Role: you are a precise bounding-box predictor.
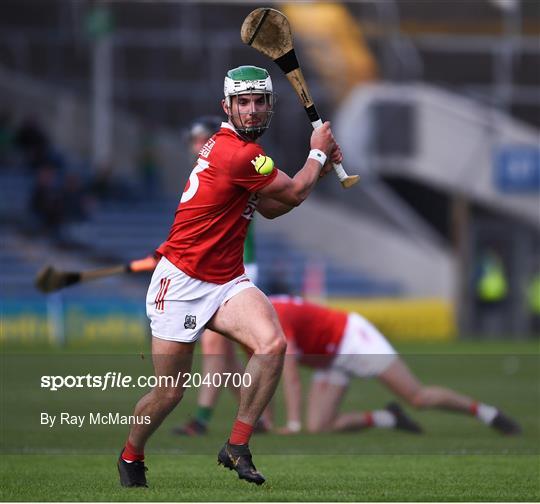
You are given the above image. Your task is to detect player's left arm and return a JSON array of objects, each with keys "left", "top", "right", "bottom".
[
  {"left": 256, "top": 191, "right": 295, "bottom": 219},
  {"left": 276, "top": 339, "right": 303, "bottom": 434}
]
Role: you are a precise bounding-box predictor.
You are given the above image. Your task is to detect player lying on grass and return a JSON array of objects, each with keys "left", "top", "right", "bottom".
[
  {"left": 117, "top": 65, "right": 342, "bottom": 489},
  {"left": 175, "top": 295, "right": 521, "bottom": 437},
  {"left": 269, "top": 295, "right": 521, "bottom": 435}
]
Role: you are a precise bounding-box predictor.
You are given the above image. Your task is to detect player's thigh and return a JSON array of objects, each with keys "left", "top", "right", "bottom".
[
  {"left": 377, "top": 357, "right": 423, "bottom": 402},
  {"left": 208, "top": 287, "right": 286, "bottom": 354},
  {"left": 306, "top": 378, "right": 348, "bottom": 431}
]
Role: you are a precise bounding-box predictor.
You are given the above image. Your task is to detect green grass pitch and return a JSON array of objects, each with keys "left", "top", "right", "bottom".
[{"left": 1, "top": 340, "right": 539, "bottom": 501}]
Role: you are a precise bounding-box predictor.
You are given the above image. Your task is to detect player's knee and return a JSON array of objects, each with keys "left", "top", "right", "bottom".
[
  {"left": 255, "top": 332, "right": 287, "bottom": 355},
  {"left": 271, "top": 335, "right": 287, "bottom": 355}
]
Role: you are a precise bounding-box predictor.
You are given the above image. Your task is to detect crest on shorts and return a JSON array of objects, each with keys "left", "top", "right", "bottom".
[{"left": 184, "top": 314, "right": 197, "bottom": 330}]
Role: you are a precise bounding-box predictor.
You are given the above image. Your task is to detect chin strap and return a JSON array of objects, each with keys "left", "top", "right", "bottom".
[
  {"left": 240, "top": 128, "right": 264, "bottom": 141},
  {"left": 228, "top": 118, "right": 265, "bottom": 142}
]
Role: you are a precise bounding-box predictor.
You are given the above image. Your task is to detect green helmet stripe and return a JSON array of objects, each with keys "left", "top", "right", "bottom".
[{"left": 227, "top": 66, "right": 268, "bottom": 81}]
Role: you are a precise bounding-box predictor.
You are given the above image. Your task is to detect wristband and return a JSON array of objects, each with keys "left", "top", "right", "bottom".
[
  {"left": 308, "top": 149, "right": 327, "bottom": 166},
  {"left": 287, "top": 420, "right": 301, "bottom": 433}
]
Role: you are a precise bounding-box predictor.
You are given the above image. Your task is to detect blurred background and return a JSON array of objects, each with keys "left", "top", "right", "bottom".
[{"left": 0, "top": 0, "right": 539, "bottom": 346}]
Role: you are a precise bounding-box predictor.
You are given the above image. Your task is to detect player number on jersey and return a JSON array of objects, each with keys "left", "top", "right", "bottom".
[{"left": 181, "top": 159, "right": 210, "bottom": 203}]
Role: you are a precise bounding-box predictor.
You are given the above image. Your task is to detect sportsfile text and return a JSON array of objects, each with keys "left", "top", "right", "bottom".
[{"left": 40, "top": 371, "right": 252, "bottom": 391}]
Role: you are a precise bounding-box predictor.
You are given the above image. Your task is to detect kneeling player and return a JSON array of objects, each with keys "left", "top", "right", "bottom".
[{"left": 271, "top": 295, "right": 521, "bottom": 436}]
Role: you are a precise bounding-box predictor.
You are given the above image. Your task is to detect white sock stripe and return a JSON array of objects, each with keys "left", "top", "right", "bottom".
[
  {"left": 477, "top": 403, "right": 498, "bottom": 424},
  {"left": 372, "top": 410, "right": 396, "bottom": 429}
]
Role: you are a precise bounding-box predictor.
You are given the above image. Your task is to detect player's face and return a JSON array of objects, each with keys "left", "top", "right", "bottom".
[{"left": 227, "top": 93, "right": 272, "bottom": 131}]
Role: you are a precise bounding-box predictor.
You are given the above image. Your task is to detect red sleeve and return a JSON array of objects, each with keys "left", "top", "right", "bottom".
[{"left": 229, "top": 142, "right": 278, "bottom": 192}]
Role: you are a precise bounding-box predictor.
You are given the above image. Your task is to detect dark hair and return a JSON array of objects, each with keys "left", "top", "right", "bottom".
[{"left": 188, "top": 116, "right": 222, "bottom": 139}]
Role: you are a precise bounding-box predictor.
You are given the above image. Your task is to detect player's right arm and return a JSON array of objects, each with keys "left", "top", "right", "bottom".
[{"left": 258, "top": 122, "right": 342, "bottom": 209}]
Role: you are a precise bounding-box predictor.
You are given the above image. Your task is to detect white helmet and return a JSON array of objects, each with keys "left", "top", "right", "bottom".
[{"left": 224, "top": 65, "right": 274, "bottom": 140}]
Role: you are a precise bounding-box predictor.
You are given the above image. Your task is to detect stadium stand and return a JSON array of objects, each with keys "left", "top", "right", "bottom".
[
  {"left": 1, "top": 1, "right": 537, "bottom": 337},
  {"left": 0, "top": 164, "right": 401, "bottom": 303}
]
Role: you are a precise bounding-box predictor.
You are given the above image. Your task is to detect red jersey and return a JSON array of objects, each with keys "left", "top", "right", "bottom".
[
  {"left": 157, "top": 123, "right": 277, "bottom": 283},
  {"left": 270, "top": 296, "right": 348, "bottom": 366}
]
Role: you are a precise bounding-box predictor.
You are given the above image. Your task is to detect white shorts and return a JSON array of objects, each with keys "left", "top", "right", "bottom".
[
  {"left": 312, "top": 313, "right": 397, "bottom": 386},
  {"left": 146, "top": 257, "right": 256, "bottom": 343}
]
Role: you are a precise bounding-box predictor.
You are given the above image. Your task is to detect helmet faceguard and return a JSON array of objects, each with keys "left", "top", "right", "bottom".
[{"left": 224, "top": 65, "right": 274, "bottom": 141}]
